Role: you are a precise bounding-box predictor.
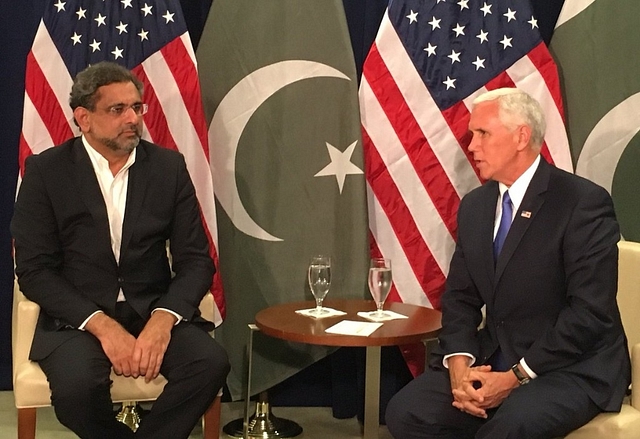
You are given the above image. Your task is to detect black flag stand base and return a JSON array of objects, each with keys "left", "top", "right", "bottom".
[{"left": 222, "top": 391, "right": 303, "bottom": 438}]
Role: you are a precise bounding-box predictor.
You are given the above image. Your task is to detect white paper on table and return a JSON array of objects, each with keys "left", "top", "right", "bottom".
[
  {"left": 295, "top": 307, "right": 347, "bottom": 319},
  {"left": 357, "top": 310, "right": 408, "bottom": 322},
  {"left": 325, "top": 320, "right": 383, "bottom": 337}
]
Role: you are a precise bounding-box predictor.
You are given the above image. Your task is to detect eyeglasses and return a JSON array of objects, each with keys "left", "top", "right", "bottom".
[{"left": 102, "top": 103, "right": 149, "bottom": 117}]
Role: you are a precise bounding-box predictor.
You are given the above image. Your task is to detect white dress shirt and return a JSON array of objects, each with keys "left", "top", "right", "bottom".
[{"left": 79, "top": 137, "right": 181, "bottom": 329}]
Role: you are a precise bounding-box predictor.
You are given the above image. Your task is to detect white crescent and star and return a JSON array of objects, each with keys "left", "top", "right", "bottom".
[{"left": 208, "top": 60, "right": 362, "bottom": 242}]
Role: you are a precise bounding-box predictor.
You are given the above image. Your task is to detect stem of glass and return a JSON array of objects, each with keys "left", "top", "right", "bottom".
[{"left": 315, "top": 298, "right": 323, "bottom": 313}]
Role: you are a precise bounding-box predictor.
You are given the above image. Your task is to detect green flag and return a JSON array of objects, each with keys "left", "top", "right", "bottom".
[
  {"left": 550, "top": 0, "right": 640, "bottom": 241},
  {"left": 196, "top": 0, "right": 369, "bottom": 399}
]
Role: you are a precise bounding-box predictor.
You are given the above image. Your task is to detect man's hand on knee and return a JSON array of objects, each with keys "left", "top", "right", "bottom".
[
  {"left": 132, "top": 310, "right": 175, "bottom": 382},
  {"left": 85, "top": 313, "right": 136, "bottom": 376}
]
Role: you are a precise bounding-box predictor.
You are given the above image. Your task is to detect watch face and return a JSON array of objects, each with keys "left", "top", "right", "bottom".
[{"left": 511, "top": 364, "right": 530, "bottom": 385}]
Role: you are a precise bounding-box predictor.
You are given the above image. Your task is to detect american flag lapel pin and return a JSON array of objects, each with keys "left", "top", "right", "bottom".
[{"left": 521, "top": 211, "right": 532, "bottom": 218}]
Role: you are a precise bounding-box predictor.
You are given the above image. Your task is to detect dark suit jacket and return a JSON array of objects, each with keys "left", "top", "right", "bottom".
[
  {"left": 437, "top": 159, "right": 630, "bottom": 411},
  {"left": 11, "top": 137, "right": 215, "bottom": 360}
]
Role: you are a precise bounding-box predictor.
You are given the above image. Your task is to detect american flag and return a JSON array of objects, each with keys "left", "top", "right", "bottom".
[
  {"left": 360, "top": 0, "right": 572, "bottom": 312},
  {"left": 19, "top": 0, "right": 225, "bottom": 325}
]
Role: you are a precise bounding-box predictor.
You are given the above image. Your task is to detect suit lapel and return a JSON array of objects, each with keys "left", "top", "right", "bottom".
[
  {"left": 481, "top": 182, "right": 499, "bottom": 286},
  {"left": 69, "top": 139, "right": 117, "bottom": 269},
  {"left": 494, "top": 159, "right": 551, "bottom": 283},
  {"left": 120, "top": 142, "right": 149, "bottom": 259}
]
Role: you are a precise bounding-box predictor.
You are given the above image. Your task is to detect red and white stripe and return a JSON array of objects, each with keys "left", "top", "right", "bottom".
[
  {"left": 360, "top": 11, "right": 571, "bottom": 312},
  {"left": 19, "top": 21, "right": 225, "bottom": 325}
]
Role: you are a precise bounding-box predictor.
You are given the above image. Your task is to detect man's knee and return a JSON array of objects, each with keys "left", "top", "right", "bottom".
[
  {"left": 47, "top": 373, "right": 117, "bottom": 436},
  {"left": 49, "top": 370, "right": 112, "bottom": 413},
  {"left": 200, "top": 339, "right": 230, "bottom": 389},
  {"left": 479, "top": 402, "right": 570, "bottom": 439},
  {"left": 385, "top": 393, "right": 408, "bottom": 438},
  {"left": 167, "top": 333, "right": 229, "bottom": 390},
  {"left": 41, "top": 354, "right": 112, "bottom": 408},
  {"left": 477, "top": 411, "right": 532, "bottom": 439}
]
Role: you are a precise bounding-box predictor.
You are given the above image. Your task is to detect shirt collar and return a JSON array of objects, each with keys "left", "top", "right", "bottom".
[{"left": 498, "top": 155, "right": 540, "bottom": 213}]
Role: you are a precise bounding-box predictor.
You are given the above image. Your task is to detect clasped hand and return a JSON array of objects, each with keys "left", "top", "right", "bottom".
[{"left": 448, "top": 357, "right": 519, "bottom": 418}]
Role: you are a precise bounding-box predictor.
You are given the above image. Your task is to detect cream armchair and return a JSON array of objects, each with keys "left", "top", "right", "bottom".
[
  {"left": 12, "top": 281, "right": 221, "bottom": 439},
  {"left": 564, "top": 240, "right": 640, "bottom": 438}
]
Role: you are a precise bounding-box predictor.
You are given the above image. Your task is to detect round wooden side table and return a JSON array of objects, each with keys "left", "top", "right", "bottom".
[{"left": 250, "top": 299, "right": 442, "bottom": 439}]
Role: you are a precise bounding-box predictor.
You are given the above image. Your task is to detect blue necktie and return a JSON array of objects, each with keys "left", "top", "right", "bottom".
[
  {"left": 493, "top": 191, "right": 512, "bottom": 260},
  {"left": 490, "top": 191, "right": 513, "bottom": 371}
]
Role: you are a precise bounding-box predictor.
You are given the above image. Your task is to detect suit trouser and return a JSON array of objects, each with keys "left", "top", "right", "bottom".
[
  {"left": 385, "top": 364, "right": 600, "bottom": 439},
  {"left": 39, "top": 302, "right": 230, "bottom": 439}
]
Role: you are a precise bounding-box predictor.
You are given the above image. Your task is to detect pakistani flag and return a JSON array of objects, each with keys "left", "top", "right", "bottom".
[
  {"left": 196, "top": 0, "right": 369, "bottom": 399},
  {"left": 550, "top": 0, "right": 640, "bottom": 241}
]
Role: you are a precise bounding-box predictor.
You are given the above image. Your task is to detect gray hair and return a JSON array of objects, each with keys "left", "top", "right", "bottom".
[
  {"left": 473, "top": 88, "right": 546, "bottom": 149},
  {"left": 69, "top": 62, "right": 143, "bottom": 112}
]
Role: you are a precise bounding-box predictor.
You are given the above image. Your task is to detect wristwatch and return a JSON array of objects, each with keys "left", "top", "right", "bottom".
[{"left": 511, "top": 363, "right": 530, "bottom": 385}]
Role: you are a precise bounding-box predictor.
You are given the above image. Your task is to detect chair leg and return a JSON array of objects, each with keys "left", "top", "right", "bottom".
[
  {"left": 17, "top": 407, "right": 37, "bottom": 439},
  {"left": 202, "top": 395, "right": 221, "bottom": 439}
]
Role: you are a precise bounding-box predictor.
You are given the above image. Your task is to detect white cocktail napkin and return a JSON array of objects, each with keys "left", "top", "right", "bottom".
[
  {"left": 295, "top": 307, "right": 347, "bottom": 319},
  {"left": 325, "top": 320, "right": 383, "bottom": 337},
  {"left": 357, "top": 310, "right": 408, "bottom": 322}
]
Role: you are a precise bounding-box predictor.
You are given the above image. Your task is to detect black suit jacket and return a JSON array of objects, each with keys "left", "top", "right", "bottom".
[
  {"left": 12, "top": 137, "right": 215, "bottom": 360},
  {"left": 437, "top": 159, "right": 630, "bottom": 411}
]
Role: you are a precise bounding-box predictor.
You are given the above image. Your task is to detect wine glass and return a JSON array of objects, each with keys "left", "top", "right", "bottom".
[
  {"left": 308, "top": 255, "right": 331, "bottom": 315},
  {"left": 368, "top": 258, "right": 392, "bottom": 317}
]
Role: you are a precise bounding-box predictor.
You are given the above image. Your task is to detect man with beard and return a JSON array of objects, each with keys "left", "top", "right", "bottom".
[{"left": 11, "top": 62, "right": 230, "bottom": 439}]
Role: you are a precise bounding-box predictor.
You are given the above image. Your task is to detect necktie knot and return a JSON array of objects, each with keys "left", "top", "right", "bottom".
[{"left": 494, "top": 191, "right": 513, "bottom": 260}]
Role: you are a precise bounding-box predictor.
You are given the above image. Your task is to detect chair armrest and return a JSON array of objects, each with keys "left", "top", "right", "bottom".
[
  {"left": 12, "top": 281, "right": 40, "bottom": 383},
  {"left": 632, "top": 342, "right": 640, "bottom": 409},
  {"left": 198, "top": 293, "right": 215, "bottom": 327}
]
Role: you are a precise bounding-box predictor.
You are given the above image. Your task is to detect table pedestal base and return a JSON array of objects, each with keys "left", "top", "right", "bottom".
[{"left": 223, "top": 398, "right": 302, "bottom": 438}]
